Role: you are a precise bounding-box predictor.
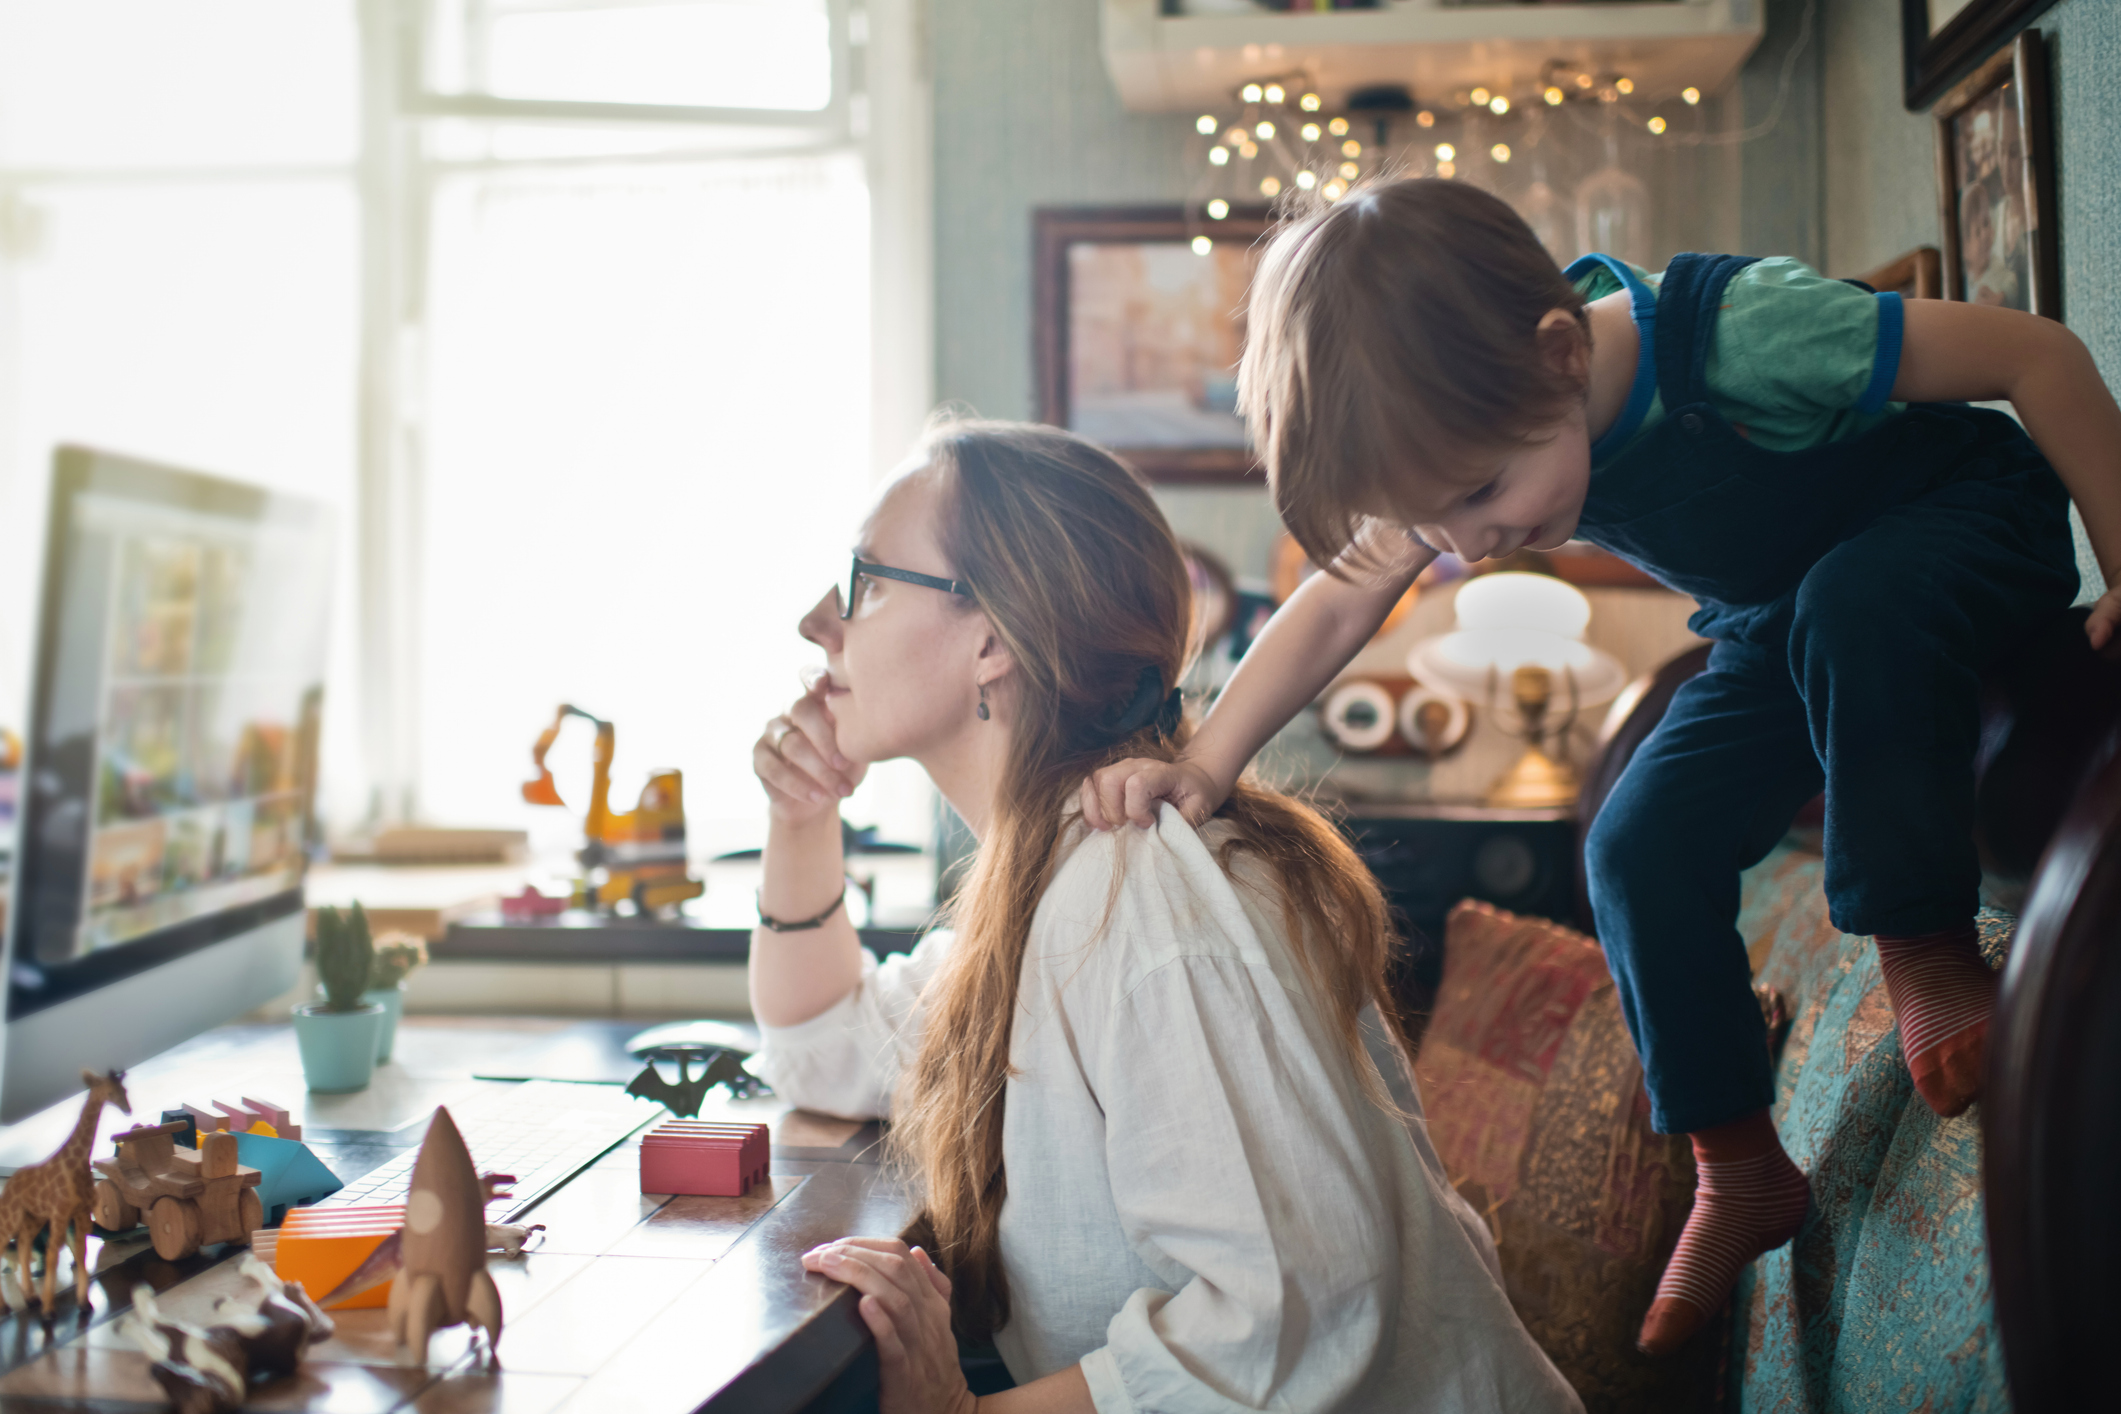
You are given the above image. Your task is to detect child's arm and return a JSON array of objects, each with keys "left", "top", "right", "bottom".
[
  {"left": 1081, "top": 546, "right": 1435, "bottom": 828},
  {"left": 1893, "top": 300, "right": 2121, "bottom": 650}
]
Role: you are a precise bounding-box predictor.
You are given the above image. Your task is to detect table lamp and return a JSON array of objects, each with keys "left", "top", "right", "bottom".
[{"left": 1406, "top": 572, "right": 1627, "bottom": 808}]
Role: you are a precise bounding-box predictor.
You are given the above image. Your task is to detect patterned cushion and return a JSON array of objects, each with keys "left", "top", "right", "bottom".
[
  {"left": 1416, "top": 900, "right": 1718, "bottom": 1412},
  {"left": 1729, "top": 838, "right": 2014, "bottom": 1413}
]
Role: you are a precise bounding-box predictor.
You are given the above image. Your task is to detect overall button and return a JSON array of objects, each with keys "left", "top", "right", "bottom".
[{"left": 1679, "top": 413, "right": 1705, "bottom": 435}]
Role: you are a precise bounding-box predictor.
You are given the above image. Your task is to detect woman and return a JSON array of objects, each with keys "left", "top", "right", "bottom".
[{"left": 750, "top": 421, "right": 1579, "bottom": 1413}]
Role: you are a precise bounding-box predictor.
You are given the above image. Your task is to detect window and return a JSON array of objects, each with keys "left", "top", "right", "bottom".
[
  {"left": 0, "top": 0, "right": 934, "bottom": 866},
  {"left": 0, "top": 0, "right": 364, "bottom": 817}
]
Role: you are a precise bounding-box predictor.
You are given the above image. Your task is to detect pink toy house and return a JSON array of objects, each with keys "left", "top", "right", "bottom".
[{"left": 639, "top": 1121, "right": 770, "bottom": 1198}]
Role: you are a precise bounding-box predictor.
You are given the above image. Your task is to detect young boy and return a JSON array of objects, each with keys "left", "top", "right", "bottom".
[{"left": 1081, "top": 179, "right": 2121, "bottom": 1354}]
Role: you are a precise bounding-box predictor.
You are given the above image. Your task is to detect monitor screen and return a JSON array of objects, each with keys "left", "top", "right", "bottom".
[{"left": 8, "top": 447, "right": 332, "bottom": 1020}]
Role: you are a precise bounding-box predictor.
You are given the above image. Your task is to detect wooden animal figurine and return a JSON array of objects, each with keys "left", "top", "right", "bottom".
[
  {"left": 123, "top": 1253, "right": 334, "bottom": 1414},
  {"left": 388, "top": 1107, "right": 502, "bottom": 1367},
  {"left": 0, "top": 1068, "right": 130, "bottom": 1313},
  {"left": 625, "top": 1045, "right": 761, "bottom": 1118}
]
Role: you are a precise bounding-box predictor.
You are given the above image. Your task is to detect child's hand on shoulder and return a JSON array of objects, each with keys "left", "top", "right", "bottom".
[
  {"left": 1080, "top": 756, "right": 1227, "bottom": 830},
  {"left": 2088, "top": 584, "right": 2121, "bottom": 658}
]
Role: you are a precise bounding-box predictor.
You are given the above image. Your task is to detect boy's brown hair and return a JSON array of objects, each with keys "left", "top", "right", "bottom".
[{"left": 1240, "top": 178, "right": 1590, "bottom": 572}]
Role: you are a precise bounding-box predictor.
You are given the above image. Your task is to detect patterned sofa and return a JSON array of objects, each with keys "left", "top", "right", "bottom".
[{"left": 1410, "top": 610, "right": 2121, "bottom": 1413}]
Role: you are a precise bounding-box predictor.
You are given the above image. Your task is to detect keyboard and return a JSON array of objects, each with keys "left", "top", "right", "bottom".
[{"left": 318, "top": 1080, "right": 665, "bottom": 1222}]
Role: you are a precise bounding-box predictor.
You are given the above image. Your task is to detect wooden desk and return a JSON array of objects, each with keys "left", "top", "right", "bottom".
[{"left": 0, "top": 1019, "right": 909, "bottom": 1413}]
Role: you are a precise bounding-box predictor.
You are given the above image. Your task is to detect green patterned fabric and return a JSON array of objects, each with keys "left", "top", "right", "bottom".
[{"left": 1725, "top": 839, "right": 2012, "bottom": 1412}]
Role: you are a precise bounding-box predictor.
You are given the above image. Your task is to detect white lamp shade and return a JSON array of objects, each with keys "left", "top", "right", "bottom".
[
  {"left": 1452, "top": 572, "right": 1593, "bottom": 639},
  {"left": 1406, "top": 570, "right": 1626, "bottom": 705},
  {"left": 1407, "top": 631, "right": 1628, "bottom": 706}
]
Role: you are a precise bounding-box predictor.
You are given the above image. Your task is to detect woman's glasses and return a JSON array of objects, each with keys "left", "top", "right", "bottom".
[{"left": 838, "top": 555, "right": 974, "bottom": 620}]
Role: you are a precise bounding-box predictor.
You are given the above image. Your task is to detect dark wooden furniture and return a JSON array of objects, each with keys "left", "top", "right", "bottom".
[
  {"left": 1853, "top": 246, "right": 1944, "bottom": 301},
  {"left": 0, "top": 1020, "right": 908, "bottom": 1413},
  {"left": 1572, "top": 641, "right": 1712, "bottom": 936},
  {"left": 1338, "top": 803, "right": 1580, "bottom": 1019}
]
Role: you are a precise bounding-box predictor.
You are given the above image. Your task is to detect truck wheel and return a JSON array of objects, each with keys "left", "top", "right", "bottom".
[
  {"left": 149, "top": 1197, "right": 201, "bottom": 1261},
  {"left": 91, "top": 1181, "right": 138, "bottom": 1233},
  {"left": 238, "top": 1190, "right": 264, "bottom": 1245}
]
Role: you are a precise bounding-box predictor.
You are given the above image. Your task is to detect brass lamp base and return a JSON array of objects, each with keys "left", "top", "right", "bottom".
[{"left": 1485, "top": 745, "right": 1580, "bottom": 809}]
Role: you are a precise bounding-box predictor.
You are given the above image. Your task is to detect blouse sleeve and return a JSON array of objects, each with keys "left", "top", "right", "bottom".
[
  {"left": 1064, "top": 844, "right": 1404, "bottom": 1412},
  {"left": 745, "top": 930, "right": 952, "bottom": 1121}
]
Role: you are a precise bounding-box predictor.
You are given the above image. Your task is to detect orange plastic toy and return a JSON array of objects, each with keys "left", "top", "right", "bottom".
[
  {"left": 521, "top": 704, "right": 704, "bottom": 917},
  {"left": 259, "top": 1204, "right": 405, "bottom": 1310}
]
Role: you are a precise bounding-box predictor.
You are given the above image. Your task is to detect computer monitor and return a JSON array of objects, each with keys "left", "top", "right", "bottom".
[{"left": 1, "top": 447, "right": 333, "bottom": 1122}]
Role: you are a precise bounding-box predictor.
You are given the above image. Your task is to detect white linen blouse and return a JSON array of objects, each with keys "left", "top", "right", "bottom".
[{"left": 751, "top": 805, "right": 1583, "bottom": 1414}]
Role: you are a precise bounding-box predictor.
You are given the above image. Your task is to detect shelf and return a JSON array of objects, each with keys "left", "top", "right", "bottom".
[{"left": 1102, "top": 0, "right": 1765, "bottom": 111}]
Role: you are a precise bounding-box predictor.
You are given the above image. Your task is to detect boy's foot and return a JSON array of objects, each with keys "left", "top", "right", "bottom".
[
  {"left": 1638, "top": 1110, "right": 1809, "bottom": 1356},
  {"left": 1874, "top": 925, "right": 1996, "bottom": 1118}
]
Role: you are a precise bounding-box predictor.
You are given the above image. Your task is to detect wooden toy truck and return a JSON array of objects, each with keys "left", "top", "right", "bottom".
[{"left": 92, "top": 1121, "right": 264, "bottom": 1260}]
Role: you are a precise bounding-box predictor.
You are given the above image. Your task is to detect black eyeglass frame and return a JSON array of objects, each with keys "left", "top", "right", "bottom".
[{"left": 839, "top": 555, "right": 975, "bottom": 620}]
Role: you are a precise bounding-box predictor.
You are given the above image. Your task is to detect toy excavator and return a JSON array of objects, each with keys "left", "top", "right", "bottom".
[{"left": 521, "top": 705, "right": 704, "bottom": 917}]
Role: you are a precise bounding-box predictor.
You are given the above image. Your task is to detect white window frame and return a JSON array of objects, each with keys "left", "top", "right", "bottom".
[{"left": 351, "top": 0, "right": 930, "bottom": 825}]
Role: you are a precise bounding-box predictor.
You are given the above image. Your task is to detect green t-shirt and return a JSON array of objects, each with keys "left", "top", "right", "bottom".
[{"left": 1572, "top": 256, "right": 1905, "bottom": 462}]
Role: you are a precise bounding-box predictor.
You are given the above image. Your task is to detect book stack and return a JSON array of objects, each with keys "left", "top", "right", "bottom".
[
  {"left": 257, "top": 1204, "right": 406, "bottom": 1309},
  {"left": 639, "top": 1121, "right": 771, "bottom": 1198}
]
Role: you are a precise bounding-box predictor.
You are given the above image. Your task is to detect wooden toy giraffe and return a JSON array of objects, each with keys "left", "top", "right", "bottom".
[{"left": 0, "top": 1069, "right": 131, "bottom": 1312}]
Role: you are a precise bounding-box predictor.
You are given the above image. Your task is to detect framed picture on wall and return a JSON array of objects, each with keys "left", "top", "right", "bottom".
[
  {"left": 1934, "top": 30, "right": 2059, "bottom": 318},
  {"left": 1902, "top": 0, "right": 2059, "bottom": 110},
  {"left": 1034, "top": 206, "right": 1274, "bottom": 484}
]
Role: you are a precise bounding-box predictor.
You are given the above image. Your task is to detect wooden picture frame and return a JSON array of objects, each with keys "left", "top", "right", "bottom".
[
  {"left": 1034, "top": 205, "right": 1274, "bottom": 484},
  {"left": 1902, "top": 0, "right": 2059, "bottom": 111},
  {"left": 1934, "top": 30, "right": 2059, "bottom": 319}
]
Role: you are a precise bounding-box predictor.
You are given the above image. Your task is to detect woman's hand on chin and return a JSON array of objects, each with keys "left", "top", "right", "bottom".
[
  {"left": 755, "top": 678, "right": 867, "bottom": 826},
  {"left": 803, "top": 1239, "right": 977, "bottom": 1414}
]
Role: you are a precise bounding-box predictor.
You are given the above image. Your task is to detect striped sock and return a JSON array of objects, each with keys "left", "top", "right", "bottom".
[
  {"left": 1637, "top": 1110, "right": 1810, "bottom": 1356},
  {"left": 1875, "top": 925, "right": 1996, "bottom": 1118}
]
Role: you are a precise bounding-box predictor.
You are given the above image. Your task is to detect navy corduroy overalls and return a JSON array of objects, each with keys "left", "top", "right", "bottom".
[{"left": 1569, "top": 253, "right": 2079, "bottom": 1135}]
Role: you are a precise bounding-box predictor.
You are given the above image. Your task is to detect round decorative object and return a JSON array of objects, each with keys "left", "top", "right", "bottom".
[
  {"left": 1320, "top": 680, "right": 1397, "bottom": 753},
  {"left": 238, "top": 1188, "right": 264, "bottom": 1243},
  {"left": 1397, "top": 687, "right": 1471, "bottom": 757},
  {"left": 92, "top": 1180, "right": 138, "bottom": 1233},
  {"left": 1472, "top": 834, "right": 1540, "bottom": 900},
  {"left": 149, "top": 1195, "right": 201, "bottom": 1261}
]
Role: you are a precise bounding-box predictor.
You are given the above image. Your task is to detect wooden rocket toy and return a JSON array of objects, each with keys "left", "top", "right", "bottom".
[{"left": 387, "top": 1108, "right": 502, "bottom": 1367}]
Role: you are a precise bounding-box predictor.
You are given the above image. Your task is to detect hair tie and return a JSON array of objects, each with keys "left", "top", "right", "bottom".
[{"left": 1071, "top": 665, "right": 1183, "bottom": 753}]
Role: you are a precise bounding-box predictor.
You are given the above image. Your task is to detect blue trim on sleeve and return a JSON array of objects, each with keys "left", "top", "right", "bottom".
[
  {"left": 1857, "top": 291, "right": 1904, "bottom": 415},
  {"left": 1566, "top": 253, "right": 1660, "bottom": 464}
]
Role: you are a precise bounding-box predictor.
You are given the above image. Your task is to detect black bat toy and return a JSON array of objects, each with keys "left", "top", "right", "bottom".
[{"left": 626, "top": 1046, "right": 764, "bottom": 1117}]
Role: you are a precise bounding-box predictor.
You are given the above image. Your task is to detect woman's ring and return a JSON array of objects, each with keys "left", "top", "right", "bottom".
[{"left": 769, "top": 720, "right": 795, "bottom": 752}]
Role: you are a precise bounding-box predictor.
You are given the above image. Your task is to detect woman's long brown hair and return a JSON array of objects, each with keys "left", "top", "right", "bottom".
[{"left": 892, "top": 420, "right": 1415, "bottom": 1344}]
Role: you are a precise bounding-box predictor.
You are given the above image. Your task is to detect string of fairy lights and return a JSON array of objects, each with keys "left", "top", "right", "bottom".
[{"left": 1183, "top": 67, "right": 1710, "bottom": 254}]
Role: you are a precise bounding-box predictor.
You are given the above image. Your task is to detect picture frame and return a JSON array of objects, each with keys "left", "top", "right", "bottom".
[
  {"left": 1034, "top": 205, "right": 1275, "bottom": 484},
  {"left": 1902, "top": 0, "right": 2059, "bottom": 111},
  {"left": 1934, "top": 30, "right": 2059, "bottom": 318}
]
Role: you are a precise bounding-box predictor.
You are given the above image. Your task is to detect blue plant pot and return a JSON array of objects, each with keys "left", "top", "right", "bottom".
[
  {"left": 363, "top": 985, "right": 406, "bottom": 1063},
  {"left": 292, "top": 1003, "right": 385, "bottom": 1093}
]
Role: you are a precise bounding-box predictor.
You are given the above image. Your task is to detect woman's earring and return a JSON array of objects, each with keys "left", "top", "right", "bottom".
[{"left": 977, "top": 683, "right": 990, "bottom": 721}]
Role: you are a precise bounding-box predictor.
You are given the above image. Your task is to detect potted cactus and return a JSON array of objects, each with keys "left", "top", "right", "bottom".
[
  {"left": 362, "top": 931, "right": 428, "bottom": 1064},
  {"left": 293, "top": 903, "right": 387, "bottom": 1092}
]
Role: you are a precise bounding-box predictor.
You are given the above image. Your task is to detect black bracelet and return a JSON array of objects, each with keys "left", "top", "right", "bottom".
[{"left": 757, "top": 890, "right": 846, "bottom": 932}]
